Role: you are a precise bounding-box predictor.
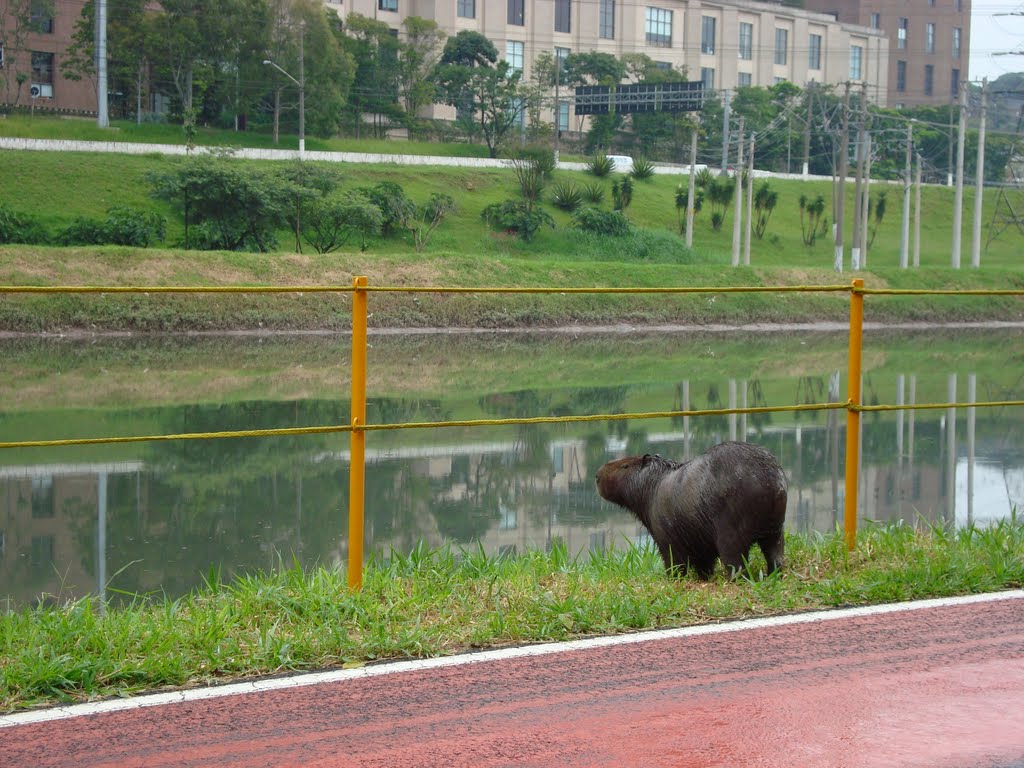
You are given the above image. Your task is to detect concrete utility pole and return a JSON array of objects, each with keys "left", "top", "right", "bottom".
[
  {"left": 686, "top": 129, "right": 697, "bottom": 248},
  {"left": 834, "top": 82, "right": 851, "bottom": 273},
  {"left": 914, "top": 152, "right": 922, "bottom": 267},
  {"left": 900, "top": 121, "right": 913, "bottom": 268},
  {"left": 96, "top": 0, "right": 109, "bottom": 128},
  {"left": 860, "top": 133, "right": 871, "bottom": 268},
  {"left": 722, "top": 90, "right": 732, "bottom": 173},
  {"left": 851, "top": 85, "right": 867, "bottom": 270},
  {"left": 732, "top": 117, "right": 745, "bottom": 267},
  {"left": 952, "top": 77, "right": 967, "bottom": 268},
  {"left": 971, "top": 78, "right": 988, "bottom": 268},
  {"left": 744, "top": 133, "right": 755, "bottom": 265},
  {"left": 802, "top": 83, "right": 813, "bottom": 179}
]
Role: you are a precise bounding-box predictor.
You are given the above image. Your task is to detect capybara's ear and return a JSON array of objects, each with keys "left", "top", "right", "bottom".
[{"left": 641, "top": 454, "right": 653, "bottom": 466}]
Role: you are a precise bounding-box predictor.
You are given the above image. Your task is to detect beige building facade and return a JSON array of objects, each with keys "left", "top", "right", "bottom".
[{"left": 332, "top": 0, "right": 889, "bottom": 110}]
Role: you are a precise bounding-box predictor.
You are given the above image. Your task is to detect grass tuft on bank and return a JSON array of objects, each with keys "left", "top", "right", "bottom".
[{"left": 2, "top": 518, "right": 1022, "bottom": 713}]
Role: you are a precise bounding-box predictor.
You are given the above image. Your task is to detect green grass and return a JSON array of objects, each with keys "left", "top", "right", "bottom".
[{"left": 2, "top": 518, "right": 1022, "bottom": 713}]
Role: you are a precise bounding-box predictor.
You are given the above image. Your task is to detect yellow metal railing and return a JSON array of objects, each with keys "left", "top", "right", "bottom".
[{"left": 2, "top": 278, "right": 1024, "bottom": 588}]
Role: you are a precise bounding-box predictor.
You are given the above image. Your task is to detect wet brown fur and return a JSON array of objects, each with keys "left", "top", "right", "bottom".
[{"left": 595, "top": 442, "right": 788, "bottom": 579}]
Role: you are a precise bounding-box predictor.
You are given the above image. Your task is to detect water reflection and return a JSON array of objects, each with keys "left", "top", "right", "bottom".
[{"left": 2, "top": 330, "right": 1022, "bottom": 607}]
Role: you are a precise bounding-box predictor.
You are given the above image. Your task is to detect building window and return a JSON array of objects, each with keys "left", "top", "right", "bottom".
[
  {"left": 378, "top": 0, "right": 398, "bottom": 11},
  {"left": 869, "top": 13, "right": 880, "bottom": 29},
  {"left": 557, "top": 100, "right": 569, "bottom": 132},
  {"left": 511, "top": 98, "right": 525, "bottom": 129},
  {"left": 555, "top": 0, "right": 571, "bottom": 33},
  {"left": 654, "top": 60, "right": 671, "bottom": 70},
  {"left": 898, "top": 18, "right": 908, "bottom": 50},
  {"left": 955, "top": 0, "right": 962, "bottom": 11},
  {"left": 924, "top": 64, "right": 934, "bottom": 96},
  {"left": 951, "top": 68, "right": 960, "bottom": 98},
  {"left": 506, "top": 41, "right": 524, "bottom": 74},
  {"left": 926, "top": 23, "right": 935, "bottom": 54},
  {"left": 600, "top": 0, "right": 615, "bottom": 39},
  {"left": 953, "top": 27, "right": 962, "bottom": 59},
  {"left": 507, "top": 0, "right": 524, "bottom": 26},
  {"left": 774, "top": 76, "right": 787, "bottom": 84},
  {"left": 554, "top": 46, "right": 569, "bottom": 83},
  {"left": 30, "top": 51, "right": 54, "bottom": 98},
  {"left": 701, "top": 67, "right": 715, "bottom": 90},
  {"left": 701, "top": 16, "right": 716, "bottom": 55},
  {"left": 738, "top": 72, "right": 752, "bottom": 87},
  {"left": 808, "top": 34, "right": 821, "bottom": 70},
  {"left": 849, "top": 45, "right": 862, "bottom": 80},
  {"left": 457, "top": 0, "right": 475, "bottom": 19},
  {"left": 739, "top": 22, "right": 753, "bottom": 61},
  {"left": 30, "top": 5, "right": 54, "bottom": 33},
  {"left": 645, "top": 7, "right": 672, "bottom": 47},
  {"left": 0, "top": 44, "right": 4, "bottom": 70},
  {"left": 896, "top": 60, "right": 906, "bottom": 92},
  {"left": 774, "top": 28, "right": 788, "bottom": 65}
]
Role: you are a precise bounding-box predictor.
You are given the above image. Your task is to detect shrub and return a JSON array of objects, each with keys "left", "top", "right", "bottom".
[
  {"left": 410, "top": 193, "right": 457, "bottom": 252},
  {"left": 753, "top": 181, "right": 779, "bottom": 240},
  {"left": 582, "top": 182, "right": 605, "bottom": 204},
  {"left": 586, "top": 154, "right": 615, "bottom": 177},
  {"left": 0, "top": 204, "right": 48, "bottom": 245},
  {"left": 550, "top": 182, "right": 583, "bottom": 212},
  {"left": 303, "top": 191, "right": 384, "bottom": 254},
  {"left": 57, "top": 207, "right": 166, "bottom": 247},
  {"left": 572, "top": 206, "right": 631, "bottom": 237},
  {"left": 361, "top": 181, "right": 415, "bottom": 236},
  {"left": 510, "top": 153, "right": 549, "bottom": 209},
  {"left": 612, "top": 176, "right": 633, "bottom": 212},
  {"left": 481, "top": 199, "right": 555, "bottom": 242},
  {"left": 513, "top": 145, "right": 556, "bottom": 179},
  {"left": 629, "top": 157, "right": 656, "bottom": 180}
]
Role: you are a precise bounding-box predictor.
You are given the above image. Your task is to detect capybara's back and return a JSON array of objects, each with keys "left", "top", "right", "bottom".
[{"left": 596, "top": 442, "right": 787, "bottom": 579}]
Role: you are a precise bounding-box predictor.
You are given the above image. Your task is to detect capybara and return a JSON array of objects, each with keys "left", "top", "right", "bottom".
[{"left": 595, "top": 441, "right": 787, "bottom": 579}]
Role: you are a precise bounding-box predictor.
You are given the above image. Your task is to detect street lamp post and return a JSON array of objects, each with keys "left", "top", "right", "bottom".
[{"left": 263, "top": 44, "right": 304, "bottom": 158}]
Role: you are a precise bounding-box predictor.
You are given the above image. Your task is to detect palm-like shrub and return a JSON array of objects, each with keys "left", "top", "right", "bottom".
[
  {"left": 586, "top": 154, "right": 615, "bottom": 177},
  {"left": 550, "top": 182, "right": 584, "bottom": 212},
  {"left": 629, "top": 157, "right": 656, "bottom": 180}
]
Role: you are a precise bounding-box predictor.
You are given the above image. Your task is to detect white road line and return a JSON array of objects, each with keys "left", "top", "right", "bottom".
[{"left": 3, "top": 590, "right": 1022, "bottom": 729}]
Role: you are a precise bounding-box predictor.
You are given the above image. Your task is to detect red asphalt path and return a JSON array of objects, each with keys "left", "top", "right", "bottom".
[{"left": 2, "top": 592, "right": 1023, "bottom": 768}]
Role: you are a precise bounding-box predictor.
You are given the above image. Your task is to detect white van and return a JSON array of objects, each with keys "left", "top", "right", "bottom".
[{"left": 606, "top": 155, "right": 634, "bottom": 174}]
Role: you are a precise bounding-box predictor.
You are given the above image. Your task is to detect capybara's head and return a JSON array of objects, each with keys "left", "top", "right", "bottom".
[{"left": 596, "top": 454, "right": 656, "bottom": 508}]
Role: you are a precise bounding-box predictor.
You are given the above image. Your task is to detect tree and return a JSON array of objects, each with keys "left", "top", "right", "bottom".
[
  {"left": 433, "top": 33, "right": 526, "bottom": 157},
  {"left": 277, "top": 161, "right": 343, "bottom": 252},
  {"left": 753, "top": 181, "right": 778, "bottom": 239},
  {"left": 147, "top": 0, "right": 226, "bottom": 116},
  {"left": 336, "top": 13, "right": 404, "bottom": 138},
  {"left": 149, "top": 157, "right": 290, "bottom": 252},
  {"left": 408, "top": 193, "right": 456, "bottom": 252},
  {"left": 303, "top": 191, "right": 383, "bottom": 253},
  {"left": 0, "top": 0, "right": 54, "bottom": 107},
  {"left": 397, "top": 16, "right": 445, "bottom": 133},
  {"left": 799, "top": 193, "right": 828, "bottom": 246}
]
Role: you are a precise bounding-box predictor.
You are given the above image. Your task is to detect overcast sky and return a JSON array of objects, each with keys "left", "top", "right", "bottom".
[{"left": 971, "top": 1, "right": 1024, "bottom": 81}]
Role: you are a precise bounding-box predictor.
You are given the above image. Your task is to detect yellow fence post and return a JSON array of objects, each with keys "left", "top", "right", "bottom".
[
  {"left": 347, "top": 276, "right": 368, "bottom": 589},
  {"left": 843, "top": 278, "right": 864, "bottom": 551}
]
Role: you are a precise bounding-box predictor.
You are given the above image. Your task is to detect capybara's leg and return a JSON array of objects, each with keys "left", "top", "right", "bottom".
[
  {"left": 719, "top": 548, "right": 751, "bottom": 579},
  {"left": 757, "top": 529, "right": 785, "bottom": 574}
]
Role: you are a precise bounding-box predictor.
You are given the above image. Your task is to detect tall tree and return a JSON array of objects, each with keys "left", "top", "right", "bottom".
[
  {"left": 336, "top": 13, "right": 403, "bottom": 138},
  {"left": 433, "top": 31, "right": 525, "bottom": 157},
  {"left": 397, "top": 16, "right": 445, "bottom": 133}
]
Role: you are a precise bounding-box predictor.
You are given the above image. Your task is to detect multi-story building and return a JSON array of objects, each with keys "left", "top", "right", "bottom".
[
  {"left": 333, "top": 0, "right": 890, "bottom": 114},
  {"left": 803, "top": 0, "right": 969, "bottom": 107},
  {"left": 0, "top": 1, "right": 95, "bottom": 114}
]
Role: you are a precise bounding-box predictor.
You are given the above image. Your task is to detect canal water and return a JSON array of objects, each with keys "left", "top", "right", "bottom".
[{"left": 2, "top": 327, "right": 1022, "bottom": 607}]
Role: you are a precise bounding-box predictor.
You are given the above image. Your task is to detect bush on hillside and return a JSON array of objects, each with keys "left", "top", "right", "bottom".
[
  {"left": 361, "top": 181, "right": 416, "bottom": 236},
  {"left": 57, "top": 207, "right": 166, "bottom": 248},
  {"left": 586, "top": 154, "right": 615, "bottom": 177},
  {"left": 481, "top": 200, "right": 555, "bottom": 242},
  {"left": 0, "top": 204, "right": 48, "bottom": 245},
  {"left": 572, "top": 207, "right": 631, "bottom": 237},
  {"left": 629, "top": 157, "right": 656, "bottom": 180},
  {"left": 550, "top": 182, "right": 583, "bottom": 212},
  {"left": 582, "top": 182, "right": 605, "bottom": 204}
]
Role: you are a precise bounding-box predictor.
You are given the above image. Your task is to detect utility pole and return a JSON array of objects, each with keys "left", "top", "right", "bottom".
[
  {"left": 900, "top": 121, "right": 913, "bottom": 268},
  {"left": 732, "top": 117, "right": 745, "bottom": 267},
  {"left": 835, "top": 82, "right": 850, "bottom": 273},
  {"left": 971, "top": 78, "right": 987, "bottom": 268},
  {"left": 914, "top": 152, "right": 922, "bottom": 267},
  {"left": 553, "top": 51, "right": 561, "bottom": 164},
  {"left": 744, "top": 133, "right": 755, "bottom": 265},
  {"left": 721, "top": 90, "right": 732, "bottom": 173},
  {"left": 802, "top": 83, "right": 813, "bottom": 179},
  {"left": 851, "top": 85, "right": 867, "bottom": 270},
  {"left": 952, "top": 77, "right": 967, "bottom": 268},
  {"left": 298, "top": 25, "right": 306, "bottom": 159},
  {"left": 860, "top": 133, "right": 872, "bottom": 268},
  {"left": 686, "top": 129, "right": 697, "bottom": 248},
  {"left": 96, "top": 0, "right": 109, "bottom": 128}
]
